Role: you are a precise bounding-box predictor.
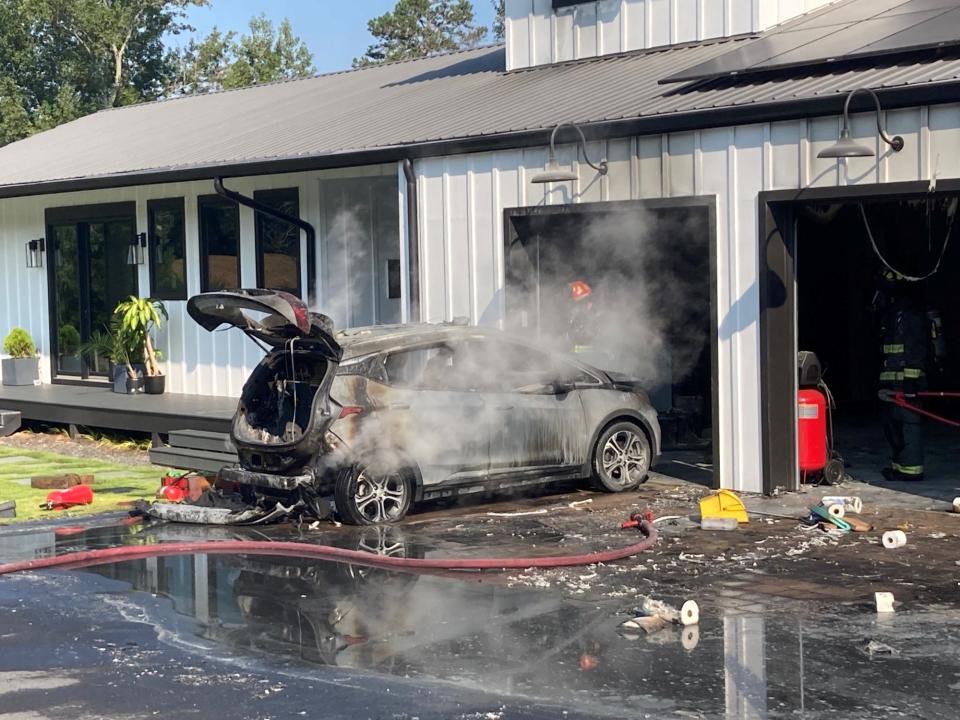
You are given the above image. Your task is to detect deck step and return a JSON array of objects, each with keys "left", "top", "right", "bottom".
[
  {"left": 150, "top": 446, "right": 238, "bottom": 474},
  {"left": 0, "top": 409, "right": 21, "bottom": 438},
  {"left": 167, "top": 429, "right": 235, "bottom": 453}
]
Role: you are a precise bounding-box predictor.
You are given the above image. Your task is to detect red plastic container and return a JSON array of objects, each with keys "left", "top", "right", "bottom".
[
  {"left": 46, "top": 484, "right": 94, "bottom": 508},
  {"left": 797, "top": 388, "right": 828, "bottom": 472}
]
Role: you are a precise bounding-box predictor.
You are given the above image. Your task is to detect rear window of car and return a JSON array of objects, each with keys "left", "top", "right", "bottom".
[{"left": 383, "top": 344, "right": 456, "bottom": 389}]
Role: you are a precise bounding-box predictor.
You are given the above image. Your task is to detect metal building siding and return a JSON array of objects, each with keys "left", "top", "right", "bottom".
[
  {"left": 504, "top": 0, "right": 841, "bottom": 70},
  {"left": 414, "top": 103, "right": 958, "bottom": 491}
]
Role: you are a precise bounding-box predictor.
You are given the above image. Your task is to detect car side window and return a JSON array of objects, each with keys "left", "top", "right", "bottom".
[
  {"left": 383, "top": 344, "right": 458, "bottom": 390},
  {"left": 461, "top": 338, "right": 599, "bottom": 392}
]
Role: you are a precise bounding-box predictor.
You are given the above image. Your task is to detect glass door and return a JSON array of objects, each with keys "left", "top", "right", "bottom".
[{"left": 49, "top": 210, "right": 138, "bottom": 379}]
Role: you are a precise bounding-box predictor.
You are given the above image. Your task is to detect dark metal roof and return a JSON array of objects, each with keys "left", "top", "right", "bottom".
[
  {"left": 664, "top": 0, "right": 960, "bottom": 83},
  {"left": 1, "top": 27, "right": 960, "bottom": 198}
]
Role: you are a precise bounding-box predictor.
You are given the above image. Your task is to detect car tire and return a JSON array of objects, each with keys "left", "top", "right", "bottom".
[
  {"left": 334, "top": 462, "right": 414, "bottom": 526},
  {"left": 590, "top": 421, "right": 651, "bottom": 492}
]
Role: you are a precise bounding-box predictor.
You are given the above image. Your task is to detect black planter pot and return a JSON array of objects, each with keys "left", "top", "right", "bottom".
[
  {"left": 144, "top": 374, "right": 165, "bottom": 395},
  {"left": 126, "top": 376, "right": 145, "bottom": 394}
]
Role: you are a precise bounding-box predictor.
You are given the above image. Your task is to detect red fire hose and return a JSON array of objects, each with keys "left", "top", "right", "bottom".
[
  {"left": 0, "top": 517, "right": 657, "bottom": 576},
  {"left": 880, "top": 390, "right": 960, "bottom": 428}
]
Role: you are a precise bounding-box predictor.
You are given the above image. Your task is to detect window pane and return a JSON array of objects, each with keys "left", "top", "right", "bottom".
[
  {"left": 149, "top": 199, "right": 186, "bottom": 300},
  {"left": 255, "top": 189, "right": 300, "bottom": 296},
  {"left": 199, "top": 198, "right": 240, "bottom": 291}
]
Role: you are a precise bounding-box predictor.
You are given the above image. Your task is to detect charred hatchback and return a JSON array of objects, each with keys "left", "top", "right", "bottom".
[{"left": 185, "top": 290, "right": 661, "bottom": 525}]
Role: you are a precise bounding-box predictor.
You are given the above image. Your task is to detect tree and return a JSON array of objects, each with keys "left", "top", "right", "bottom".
[
  {"left": 171, "top": 15, "right": 314, "bottom": 95},
  {"left": 492, "top": 0, "right": 504, "bottom": 42},
  {"left": 354, "top": 0, "right": 487, "bottom": 67},
  {"left": 0, "top": 0, "right": 204, "bottom": 146},
  {"left": 28, "top": 0, "right": 206, "bottom": 108}
]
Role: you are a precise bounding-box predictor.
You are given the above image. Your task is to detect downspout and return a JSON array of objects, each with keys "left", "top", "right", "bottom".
[
  {"left": 401, "top": 159, "right": 421, "bottom": 322},
  {"left": 214, "top": 177, "right": 317, "bottom": 301}
]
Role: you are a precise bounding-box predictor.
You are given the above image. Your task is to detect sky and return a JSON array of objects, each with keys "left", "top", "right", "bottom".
[{"left": 179, "top": 1, "right": 499, "bottom": 74}]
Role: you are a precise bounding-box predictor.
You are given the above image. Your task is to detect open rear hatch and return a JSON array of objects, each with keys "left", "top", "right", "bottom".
[{"left": 187, "top": 289, "right": 341, "bottom": 359}]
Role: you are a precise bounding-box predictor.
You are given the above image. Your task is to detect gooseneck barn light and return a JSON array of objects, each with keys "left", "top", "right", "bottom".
[
  {"left": 530, "top": 122, "right": 609, "bottom": 184},
  {"left": 818, "top": 87, "right": 905, "bottom": 159}
]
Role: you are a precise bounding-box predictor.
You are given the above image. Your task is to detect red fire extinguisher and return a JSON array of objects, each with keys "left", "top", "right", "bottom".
[{"left": 798, "top": 389, "right": 828, "bottom": 475}]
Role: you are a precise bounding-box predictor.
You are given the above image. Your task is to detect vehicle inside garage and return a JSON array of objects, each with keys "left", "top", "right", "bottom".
[
  {"left": 503, "top": 201, "right": 716, "bottom": 457},
  {"left": 796, "top": 194, "right": 960, "bottom": 486}
]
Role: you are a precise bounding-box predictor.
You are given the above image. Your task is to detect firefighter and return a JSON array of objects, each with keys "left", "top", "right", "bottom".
[
  {"left": 566, "top": 279, "right": 595, "bottom": 356},
  {"left": 875, "top": 270, "right": 944, "bottom": 481}
]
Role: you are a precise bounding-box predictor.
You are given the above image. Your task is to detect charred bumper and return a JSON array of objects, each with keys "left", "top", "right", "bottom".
[{"left": 220, "top": 466, "right": 315, "bottom": 491}]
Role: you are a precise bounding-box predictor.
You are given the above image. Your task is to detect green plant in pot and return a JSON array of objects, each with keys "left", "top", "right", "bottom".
[
  {"left": 80, "top": 322, "right": 143, "bottom": 394},
  {"left": 115, "top": 296, "right": 168, "bottom": 395},
  {"left": 2, "top": 327, "right": 40, "bottom": 386}
]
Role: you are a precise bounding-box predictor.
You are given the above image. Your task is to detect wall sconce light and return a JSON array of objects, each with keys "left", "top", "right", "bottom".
[
  {"left": 530, "top": 122, "right": 609, "bottom": 184},
  {"left": 25, "top": 238, "right": 44, "bottom": 268},
  {"left": 818, "top": 87, "right": 905, "bottom": 159},
  {"left": 127, "top": 232, "right": 147, "bottom": 266}
]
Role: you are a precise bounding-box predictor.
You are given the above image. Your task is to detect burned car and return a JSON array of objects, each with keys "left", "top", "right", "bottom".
[{"left": 184, "top": 289, "right": 661, "bottom": 525}]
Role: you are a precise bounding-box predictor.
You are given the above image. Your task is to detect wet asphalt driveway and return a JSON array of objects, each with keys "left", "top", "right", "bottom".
[{"left": 2, "top": 474, "right": 960, "bottom": 719}]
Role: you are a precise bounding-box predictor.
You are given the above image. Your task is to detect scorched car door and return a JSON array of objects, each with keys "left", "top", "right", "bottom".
[{"left": 378, "top": 343, "right": 489, "bottom": 486}]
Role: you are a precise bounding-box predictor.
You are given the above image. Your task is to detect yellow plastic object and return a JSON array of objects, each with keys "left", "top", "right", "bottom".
[{"left": 699, "top": 490, "right": 749, "bottom": 523}]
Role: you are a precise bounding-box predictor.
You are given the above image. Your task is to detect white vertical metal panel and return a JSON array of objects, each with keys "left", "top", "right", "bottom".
[
  {"left": 667, "top": 133, "right": 696, "bottom": 196},
  {"left": 598, "top": 0, "right": 622, "bottom": 55},
  {"left": 505, "top": 0, "right": 844, "bottom": 69},
  {"left": 576, "top": 1, "right": 599, "bottom": 58},
  {"left": 770, "top": 121, "right": 802, "bottom": 189},
  {"left": 531, "top": 0, "right": 554, "bottom": 66}
]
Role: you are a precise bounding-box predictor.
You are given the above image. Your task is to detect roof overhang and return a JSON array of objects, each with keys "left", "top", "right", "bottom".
[{"left": 1, "top": 80, "right": 958, "bottom": 201}]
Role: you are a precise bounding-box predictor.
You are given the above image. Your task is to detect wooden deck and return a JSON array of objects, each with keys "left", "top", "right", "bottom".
[{"left": 0, "top": 383, "right": 236, "bottom": 435}]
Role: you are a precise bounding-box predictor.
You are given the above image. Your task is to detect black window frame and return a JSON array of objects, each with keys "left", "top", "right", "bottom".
[
  {"left": 254, "top": 187, "right": 302, "bottom": 297},
  {"left": 198, "top": 194, "right": 241, "bottom": 293},
  {"left": 147, "top": 197, "right": 187, "bottom": 301}
]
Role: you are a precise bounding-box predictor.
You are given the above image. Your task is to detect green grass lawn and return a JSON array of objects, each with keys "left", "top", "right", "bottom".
[{"left": 0, "top": 446, "right": 169, "bottom": 522}]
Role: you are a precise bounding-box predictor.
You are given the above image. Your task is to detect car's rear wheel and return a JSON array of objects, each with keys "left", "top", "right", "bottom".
[
  {"left": 335, "top": 463, "right": 414, "bottom": 525},
  {"left": 591, "top": 421, "right": 651, "bottom": 492}
]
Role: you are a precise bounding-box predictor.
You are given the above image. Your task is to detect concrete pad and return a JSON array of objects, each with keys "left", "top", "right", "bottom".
[{"left": 0, "top": 456, "right": 37, "bottom": 465}]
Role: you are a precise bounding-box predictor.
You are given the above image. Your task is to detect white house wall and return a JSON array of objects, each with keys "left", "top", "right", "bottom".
[
  {"left": 505, "top": 0, "right": 840, "bottom": 70},
  {"left": 0, "top": 164, "right": 402, "bottom": 397},
  {"left": 414, "top": 103, "right": 960, "bottom": 492}
]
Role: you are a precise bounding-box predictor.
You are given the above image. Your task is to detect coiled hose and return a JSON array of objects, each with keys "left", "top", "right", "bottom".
[{"left": 0, "top": 518, "right": 657, "bottom": 576}]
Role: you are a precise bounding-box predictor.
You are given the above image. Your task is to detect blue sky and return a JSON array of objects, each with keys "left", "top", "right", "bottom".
[{"left": 180, "top": 1, "right": 499, "bottom": 74}]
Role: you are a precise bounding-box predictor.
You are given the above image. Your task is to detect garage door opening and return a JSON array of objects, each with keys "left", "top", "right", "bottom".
[
  {"left": 796, "top": 194, "right": 960, "bottom": 487},
  {"left": 503, "top": 198, "right": 718, "bottom": 486}
]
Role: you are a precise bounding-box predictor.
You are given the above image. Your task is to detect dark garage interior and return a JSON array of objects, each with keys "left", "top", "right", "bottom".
[
  {"left": 502, "top": 201, "right": 716, "bottom": 456},
  {"left": 796, "top": 194, "right": 960, "bottom": 485}
]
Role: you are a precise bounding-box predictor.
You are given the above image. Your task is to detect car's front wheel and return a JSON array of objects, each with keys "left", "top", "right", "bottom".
[
  {"left": 335, "top": 463, "right": 414, "bottom": 525},
  {"left": 591, "top": 421, "right": 651, "bottom": 492}
]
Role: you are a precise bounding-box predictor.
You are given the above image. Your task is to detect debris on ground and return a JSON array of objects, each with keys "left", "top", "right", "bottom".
[
  {"left": 861, "top": 640, "right": 900, "bottom": 657},
  {"left": 0, "top": 500, "right": 14, "bottom": 518},
  {"left": 31, "top": 473, "right": 95, "bottom": 490}
]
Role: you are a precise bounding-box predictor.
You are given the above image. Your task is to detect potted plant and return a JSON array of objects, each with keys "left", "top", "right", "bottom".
[
  {"left": 80, "top": 323, "right": 143, "bottom": 394},
  {"left": 115, "top": 296, "right": 167, "bottom": 395},
  {"left": 58, "top": 324, "right": 82, "bottom": 374},
  {"left": 2, "top": 328, "right": 39, "bottom": 386}
]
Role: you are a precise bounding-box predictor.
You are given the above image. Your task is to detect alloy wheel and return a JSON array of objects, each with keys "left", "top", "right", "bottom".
[
  {"left": 601, "top": 429, "right": 648, "bottom": 487},
  {"left": 354, "top": 469, "right": 408, "bottom": 523}
]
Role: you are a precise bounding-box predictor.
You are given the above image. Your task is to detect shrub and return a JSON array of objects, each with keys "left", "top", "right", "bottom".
[
  {"left": 59, "top": 324, "right": 81, "bottom": 355},
  {"left": 3, "top": 328, "right": 36, "bottom": 359}
]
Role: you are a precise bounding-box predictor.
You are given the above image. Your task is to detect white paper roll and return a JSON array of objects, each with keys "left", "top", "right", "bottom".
[
  {"left": 680, "top": 600, "right": 700, "bottom": 626},
  {"left": 827, "top": 503, "right": 845, "bottom": 519},
  {"left": 821, "top": 496, "right": 862, "bottom": 514},
  {"left": 882, "top": 530, "right": 907, "bottom": 549},
  {"left": 875, "top": 591, "right": 896, "bottom": 613},
  {"left": 952, "top": 497, "right": 960, "bottom": 514}
]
